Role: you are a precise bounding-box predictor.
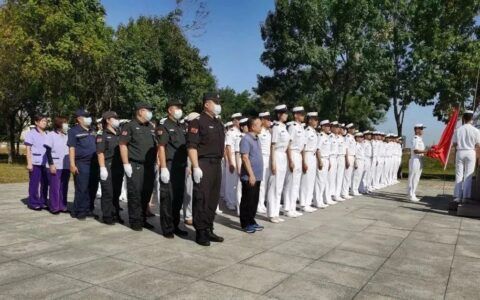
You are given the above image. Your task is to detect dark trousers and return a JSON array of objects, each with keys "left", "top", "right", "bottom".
[
  {"left": 240, "top": 181, "right": 261, "bottom": 228},
  {"left": 28, "top": 165, "right": 48, "bottom": 209},
  {"left": 160, "top": 162, "right": 186, "bottom": 234},
  {"left": 48, "top": 169, "right": 70, "bottom": 213},
  {"left": 127, "top": 161, "right": 154, "bottom": 227},
  {"left": 73, "top": 161, "right": 99, "bottom": 218},
  {"left": 100, "top": 160, "right": 124, "bottom": 222},
  {"left": 193, "top": 158, "right": 221, "bottom": 231}
]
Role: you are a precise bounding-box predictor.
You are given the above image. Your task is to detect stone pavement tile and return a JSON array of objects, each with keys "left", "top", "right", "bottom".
[
  {"left": 455, "top": 244, "right": 480, "bottom": 259},
  {"left": 320, "top": 249, "right": 386, "bottom": 270},
  {"left": 159, "top": 280, "right": 269, "bottom": 300},
  {"left": 58, "top": 286, "right": 135, "bottom": 300},
  {"left": 362, "top": 226, "right": 410, "bottom": 238},
  {"left": 363, "top": 270, "right": 445, "bottom": 300},
  {"left": 324, "top": 218, "right": 376, "bottom": 232},
  {"left": 394, "top": 237, "right": 455, "bottom": 260},
  {"left": 417, "top": 215, "right": 461, "bottom": 229},
  {"left": 0, "top": 273, "right": 91, "bottom": 299},
  {"left": 229, "top": 233, "right": 289, "bottom": 250},
  {"left": 337, "top": 233, "right": 403, "bottom": 257},
  {"left": 0, "top": 240, "right": 66, "bottom": 259},
  {"left": 46, "top": 230, "right": 105, "bottom": 248},
  {"left": 291, "top": 229, "right": 355, "bottom": 248},
  {"left": 354, "top": 291, "right": 401, "bottom": 300},
  {"left": 0, "top": 231, "right": 37, "bottom": 247},
  {"left": 112, "top": 245, "right": 180, "bottom": 266},
  {"left": 270, "top": 240, "right": 333, "bottom": 260},
  {"left": 409, "top": 229, "right": 458, "bottom": 245},
  {"left": 100, "top": 267, "right": 196, "bottom": 298},
  {"left": 348, "top": 207, "right": 392, "bottom": 220},
  {"left": 451, "top": 255, "right": 480, "bottom": 272},
  {"left": 17, "top": 223, "right": 84, "bottom": 240},
  {"left": 373, "top": 213, "right": 423, "bottom": 230},
  {"left": 58, "top": 257, "right": 144, "bottom": 284},
  {"left": 266, "top": 275, "right": 358, "bottom": 300},
  {"left": 78, "top": 237, "right": 147, "bottom": 256},
  {"left": 83, "top": 224, "right": 137, "bottom": 239},
  {"left": 0, "top": 254, "right": 12, "bottom": 263},
  {"left": 206, "top": 263, "right": 289, "bottom": 294},
  {"left": 445, "top": 268, "right": 480, "bottom": 300},
  {"left": 0, "top": 261, "right": 47, "bottom": 286},
  {"left": 155, "top": 252, "right": 233, "bottom": 278},
  {"left": 457, "top": 229, "right": 480, "bottom": 246},
  {"left": 20, "top": 247, "right": 102, "bottom": 270},
  {"left": 460, "top": 218, "right": 480, "bottom": 232},
  {"left": 198, "top": 243, "right": 263, "bottom": 263},
  {"left": 295, "top": 260, "right": 375, "bottom": 289},
  {"left": 242, "top": 251, "right": 313, "bottom": 274}
]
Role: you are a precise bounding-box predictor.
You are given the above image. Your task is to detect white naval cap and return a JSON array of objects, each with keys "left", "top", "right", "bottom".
[
  {"left": 292, "top": 106, "right": 305, "bottom": 113},
  {"left": 464, "top": 110, "right": 474, "bottom": 114},
  {"left": 259, "top": 111, "right": 270, "bottom": 118},
  {"left": 231, "top": 112, "right": 242, "bottom": 119},
  {"left": 345, "top": 123, "right": 354, "bottom": 129},
  {"left": 224, "top": 121, "right": 233, "bottom": 128},
  {"left": 355, "top": 132, "right": 364, "bottom": 137},
  {"left": 306, "top": 112, "right": 318, "bottom": 117},
  {"left": 159, "top": 117, "right": 167, "bottom": 125},
  {"left": 339, "top": 123, "right": 345, "bottom": 128},
  {"left": 363, "top": 130, "right": 371, "bottom": 134},
  {"left": 186, "top": 112, "right": 200, "bottom": 122},
  {"left": 414, "top": 123, "right": 426, "bottom": 128},
  {"left": 274, "top": 104, "right": 288, "bottom": 111},
  {"left": 330, "top": 121, "right": 339, "bottom": 126},
  {"left": 239, "top": 117, "right": 249, "bottom": 125},
  {"left": 320, "top": 119, "right": 330, "bottom": 126}
]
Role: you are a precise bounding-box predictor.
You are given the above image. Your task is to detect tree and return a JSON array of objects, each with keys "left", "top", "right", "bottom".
[{"left": 218, "top": 87, "right": 259, "bottom": 119}]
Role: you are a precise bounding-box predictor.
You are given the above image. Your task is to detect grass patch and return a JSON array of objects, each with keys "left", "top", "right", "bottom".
[{"left": 0, "top": 163, "right": 30, "bottom": 183}]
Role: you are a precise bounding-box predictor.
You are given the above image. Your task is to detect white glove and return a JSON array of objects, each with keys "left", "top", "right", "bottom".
[
  {"left": 100, "top": 167, "right": 108, "bottom": 181},
  {"left": 193, "top": 167, "right": 203, "bottom": 184},
  {"left": 124, "top": 164, "right": 133, "bottom": 178},
  {"left": 160, "top": 167, "right": 170, "bottom": 184}
]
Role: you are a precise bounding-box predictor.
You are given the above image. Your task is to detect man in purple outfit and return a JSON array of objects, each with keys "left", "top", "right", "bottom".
[
  {"left": 44, "top": 116, "right": 70, "bottom": 213},
  {"left": 24, "top": 114, "right": 49, "bottom": 210}
]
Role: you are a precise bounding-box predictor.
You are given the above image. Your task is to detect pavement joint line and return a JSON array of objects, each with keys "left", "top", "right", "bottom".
[{"left": 443, "top": 217, "right": 463, "bottom": 299}]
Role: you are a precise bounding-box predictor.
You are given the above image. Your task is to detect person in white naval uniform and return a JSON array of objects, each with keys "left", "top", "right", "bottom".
[
  {"left": 315, "top": 120, "right": 334, "bottom": 207},
  {"left": 334, "top": 124, "right": 347, "bottom": 201},
  {"left": 360, "top": 131, "right": 373, "bottom": 194},
  {"left": 351, "top": 132, "right": 365, "bottom": 196},
  {"left": 267, "top": 104, "right": 290, "bottom": 223},
  {"left": 220, "top": 121, "right": 233, "bottom": 204},
  {"left": 224, "top": 113, "right": 243, "bottom": 210},
  {"left": 283, "top": 106, "right": 306, "bottom": 217},
  {"left": 257, "top": 112, "right": 272, "bottom": 214},
  {"left": 452, "top": 110, "right": 480, "bottom": 202},
  {"left": 374, "top": 132, "right": 385, "bottom": 189},
  {"left": 328, "top": 122, "right": 340, "bottom": 202},
  {"left": 299, "top": 112, "right": 319, "bottom": 212},
  {"left": 342, "top": 123, "right": 356, "bottom": 199},
  {"left": 407, "top": 124, "right": 428, "bottom": 201}
]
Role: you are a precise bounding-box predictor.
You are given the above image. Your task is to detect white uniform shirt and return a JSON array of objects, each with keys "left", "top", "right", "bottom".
[
  {"left": 355, "top": 141, "right": 365, "bottom": 160},
  {"left": 345, "top": 134, "right": 356, "bottom": 156},
  {"left": 363, "top": 140, "right": 373, "bottom": 158},
  {"left": 337, "top": 135, "right": 346, "bottom": 155},
  {"left": 303, "top": 126, "right": 318, "bottom": 152},
  {"left": 225, "top": 127, "right": 241, "bottom": 149},
  {"left": 410, "top": 135, "right": 425, "bottom": 158},
  {"left": 317, "top": 132, "right": 331, "bottom": 157},
  {"left": 329, "top": 133, "right": 338, "bottom": 157},
  {"left": 258, "top": 127, "right": 271, "bottom": 157},
  {"left": 288, "top": 122, "right": 305, "bottom": 152},
  {"left": 453, "top": 123, "right": 480, "bottom": 150},
  {"left": 235, "top": 133, "right": 244, "bottom": 153},
  {"left": 271, "top": 122, "right": 290, "bottom": 152}
]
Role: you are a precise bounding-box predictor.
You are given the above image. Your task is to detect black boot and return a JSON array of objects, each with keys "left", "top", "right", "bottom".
[
  {"left": 196, "top": 229, "right": 210, "bottom": 246},
  {"left": 207, "top": 228, "right": 224, "bottom": 243}
]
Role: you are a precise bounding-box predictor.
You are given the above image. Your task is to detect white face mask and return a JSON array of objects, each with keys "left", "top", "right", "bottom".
[
  {"left": 144, "top": 111, "right": 153, "bottom": 122},
  {"left": 213, "top": 104, "right": 222, "bottom": 116},
  {"left": 62, "top": 123, "right": 69, "bottom": 133},
  {"left": 83, "top": 117, "right": 92, "bottom": 127},
  {"left": 173, "top": 109, "right": 183, "bottom": 120},
  {"left": 111, "top": 119, "right": 120, "bottom": 129}
]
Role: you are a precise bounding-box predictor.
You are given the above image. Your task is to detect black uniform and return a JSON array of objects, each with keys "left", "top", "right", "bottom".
[
  {"left": 96, "top": 128, "right": 123, "bottom": 223},
  {"left": 186, "top": 112, "right": 225, "bottom": 232},
  {"left": 119, "top": 118, "right": 156, "bottom": 229},
  {"left": 157, "top": 118, "right": 188, "bottom": 235}
]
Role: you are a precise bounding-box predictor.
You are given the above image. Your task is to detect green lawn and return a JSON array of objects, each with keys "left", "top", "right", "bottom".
[{"left": 0, "top": 163, "right": 30, "bottom": 183}]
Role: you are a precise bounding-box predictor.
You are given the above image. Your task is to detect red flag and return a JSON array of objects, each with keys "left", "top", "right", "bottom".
[{"left": 426, "top": 107, "right": 460, "bottom": 167}]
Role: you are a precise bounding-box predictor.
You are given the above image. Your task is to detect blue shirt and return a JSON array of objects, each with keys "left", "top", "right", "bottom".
[
  {"left": 67, "top": 125, "right": 97, "bottom": 163},
  {"left": 240, "top": 133, "right": 264, "bottom": 181}
]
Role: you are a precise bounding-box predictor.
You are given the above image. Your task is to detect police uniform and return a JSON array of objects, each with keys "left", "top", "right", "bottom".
[
  {"left": 407, "top": 126, "right": 425, "bottom": 201},
  {"left": 351, "top": 133, "right": 365, "bottom": 196},
  {"left": 299, "top": 112, "right": 318, "bottom": 212},
  {"left": 157, "top": 104, "right": 188, "bottom": 236},
  {"left": 328, "top": 122, "right": 339, "bottom": 200},
  {"left": 314, "top": 120, "right": 333, "bottom": 207},
  {"left": 67, "top": 109, "right": 99, "bottom": 219},
  {"left": 342, "top": 124, "right": 356, "bottom": 199},
  {"left": 257, "top": 113, "right": 271, "bottom": 213},
  {"left": 96, "top": 111, "right": 123, "bottom": 224},
  {"left": 186, "top": 93, "right": 225, "bottom": 245},
  {"left": 334, "top": 126, "right": 346, "bottom": 201},
  {"left": 119, "top": 104, "right": 157, "bottom": 230}
]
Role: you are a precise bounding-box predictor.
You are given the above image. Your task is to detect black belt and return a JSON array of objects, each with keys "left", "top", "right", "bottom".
[{"left": 199, "top": 157, "right": 222, "bottom": 163}]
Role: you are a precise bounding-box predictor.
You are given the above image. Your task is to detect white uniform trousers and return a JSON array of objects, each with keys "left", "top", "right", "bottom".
[
  {"left": 360, "top": 157, "right": 372, "bottom": 193},
  {"left": 328, "top": 156, "right": 338, "bottom": 197},
  {"left": 267, "top": 151, "right": 288, "bottom": 218},
  {"left": 300, "top": 152, "right": 317, "bottom": 207},
  {"left": 258, "top": 155, "right": 270, "bottom": 211},
  {"left": 283, "top": 151, "right": 302, "bottom": 212},
  {"left": 183, "top": 168, "right": 193, "bottom": 220},
  {"left": 220, "top": 158, "right": 226, "bottom": 200},
  {"left": 374, "top": 157, "right": 384, "bottom": 187},
  {"left": 224, "top": 155, "right": 239, "bottom": 209},
  {"left": 341, "top": 155, "right": 355, "bottom": 197},
  {"left": 351, "top": 159, "right": 365, "bottom": 195},
  {"left": 314, "top": 157, "right": 331, "bottom": 206},
  {"left": 383, "top": 157, "right": 391, "bottom": 185},
  {"left": 407, "top": 157, "right": 423, "bottom": 198},
  {"left": 369, "top": 157, "right": 377, "bottom": 189},
  {"left": 335, "top": 155, "right": 346, "bottom": 197},
  {"left": 454, "top": 150, "right": 476, "bottom": 199}
]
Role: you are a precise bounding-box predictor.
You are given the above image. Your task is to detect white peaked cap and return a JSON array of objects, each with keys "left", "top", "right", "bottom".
[
  {"left": 346, "top": 123, "right": 354, "bottom": 128},
  {"left": 464, "top": 110, "right": 474, "bottom": 114},
  {"left": 306, "top": 112, "right": 318, "bottom": 117},
  {"left": 274, "top": 104, "right": 287, "bottom": 111},
  {"left": 340, "top": 123, "right": 345, "bottom": 127},
  {"left": 414, "top": 123, "right": 426, "bottom": 128},
  {"left": 320, "top": 119, "right": 330, "bottom": 125},
  {"left": 231, "top": 113, "right": 242, "bottom": 119},
  {"left": 224, "top": 121, "right": 233, "bottom": 127},
  {"left": 292, "top": 106, "right": 305, "bottom": 113},
  {"left": 330, "top": 121, "right": 339, "bottom": 125},
  {"left": 355, "top": 132, "right": 364, "bottom": 137},
  {"left": 239, "top": 118, "right": 249, "bottom": 124},
  {"left": 363, "top": 130, "right": 371, "bottom": 134},
  {"left": 186, "top": 112, "right": 200, "bottom": 122},
  {"left": 259, "top": 112, "right": 270, "bottom": 117}
]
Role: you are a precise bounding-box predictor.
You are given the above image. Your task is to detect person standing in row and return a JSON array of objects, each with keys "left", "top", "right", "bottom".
[
  {"left": 334, "top": 123, "right": 347, "bottom": 202},
  {"left": 120, "top": 103, "right": 157, "bottom": 231},
  {"left": 68, "top": 109, "right": 99, "bottom": 220},
  {"left": 257, "top": 112, "right": 271, "bottom": 214},
  {"left": 299, "top": 112, "right": 318, "bottom": 212},
  {"left": 157, "top": 100, "right": 189, "bottom": 238},
  {"left": 97, "top": 111, "right": 124, "bottom": 225},
  {"left": 183, "top": 112, "right": 200, "bottom": 226},
  {"left": 44, "top": 116, "right": 70, "bottom": 213},
  {"left": 25, "top": 114, "right": 49, "bottom": 210},
  {"left": 267, "top": 104, "right": 290, "bottom": 223},
  {"left": 187, "top": 92, "right": 225, "bottom": 246},
  {"left": 224, "top": 113, "right": 242, "bottom": 211},
  {"left": 453, "top": 110, "right": 480, "bottom": 203},
  {"left": 407, "top": 124, "right": 427, "bottom": 202},
  {"left": 351, "top": 132, "right": 365, "bottom": 196},
  {"left": 342, "top": 123, "right": 356, "bottom": 199},
  {"left": 361, "top": 131, "right": 373, "bottom": 194},
  {"left": 239, "top": 117, "right": 265, "bottom": 233},
  {"left": 328, "top": 121, "right": 339, "bottom": 202},
  {"left": 315, "top": 120, "right": 333, "bottom": 207}
]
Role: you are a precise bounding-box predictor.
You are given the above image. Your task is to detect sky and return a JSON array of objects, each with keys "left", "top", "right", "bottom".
[{"left": 101, "top": 0, "right": 446, "bottom": 145}]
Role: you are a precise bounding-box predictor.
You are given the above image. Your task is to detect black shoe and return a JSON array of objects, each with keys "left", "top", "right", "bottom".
[
  {"left": 174, "top": 227, "right": 188, "bottom": 237},
  {"left": 103, "top": 219, "right": 115, "bottom": 225},
  {"left": 143, "top": 222, "right": 154, "bottom": 230},
  {"left": 207, "top": 228, "right": 224, "bottom": 243},
  {"left": 114, "top": 215, "right": 124, "bottom": 224},
  {"left": 77, "top": 216, "right": 87, "bottom": 221},
  {"left": 196, "top": 230, "right": 210, "bottom": 246},
  {"left": 163, "top": 232, "right": 174, "bottom": 239},
  {"left": 131, "top": 224, "right": 143, "bottom": 231}
]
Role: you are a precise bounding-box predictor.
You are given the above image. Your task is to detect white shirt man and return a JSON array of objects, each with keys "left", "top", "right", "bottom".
[
  {"left": 257, "top": 112, "right": 272, "bottom": 213},
  {"left": 351, "top": 133, "right": 365, "bottom": 196},
  {"left": 407, "top": 124, "right": 427, "bottom": 201},
  {"left": 315, "top": 120, "right": 334, "bottom": 206},
  {"left": 299, "top": 112, "right": 319, "bottom": 212},
  {"left": 361, "top": 131, "right": 373, "bottom": 193},
  {"left": 224, "top": 113, "right": 243, "bottom": 210},
  {"left": 342, "top": 123, "right": 356, "bottom": 199}
]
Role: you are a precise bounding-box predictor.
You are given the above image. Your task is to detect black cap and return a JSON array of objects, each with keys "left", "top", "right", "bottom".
[
  {"left": 135, "top": 102, "right": 154, "bottom": 110},
  {"left": 75, "top": 109, "right": 90, "bottom": 117},
  {"left": 166, "top": 99, "right": 183, "bottom": 108},
  {"left": 203, "top": 92, "right": 220, "bottom": 104},
  {"left": 102, "top": 111, "right": 118, "bottom": 120}
]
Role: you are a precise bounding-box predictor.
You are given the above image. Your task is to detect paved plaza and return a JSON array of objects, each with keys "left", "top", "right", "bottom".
[{"left": 0, "top": 179, "right": 479, "bottom": 299}]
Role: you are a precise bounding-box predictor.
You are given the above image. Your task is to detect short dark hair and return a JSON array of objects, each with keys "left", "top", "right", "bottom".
[
  {"left": 247, "top": 116, "right": 260, "bottom": 129},
  {"left": 53, "top": 116, "right": 67, "bottom": 130},
  {"left": 464, "top": 113, "right": 473, "bottom": 122},
  {"left": 34, "top": 114, "right": 47, "bottom": 123}
]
